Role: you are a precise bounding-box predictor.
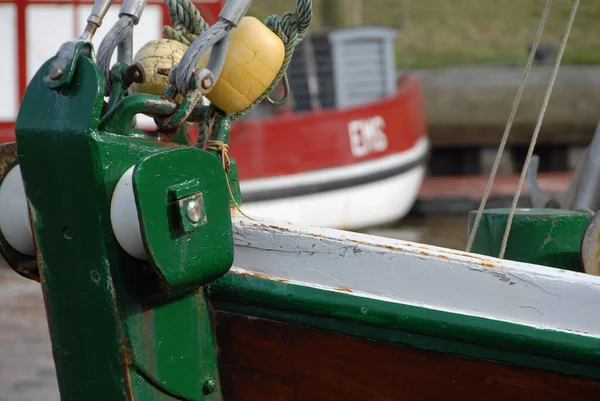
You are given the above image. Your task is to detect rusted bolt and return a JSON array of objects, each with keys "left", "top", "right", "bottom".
[
  {"left": 130, "top": 65, "right": 144, "bottom": 84},
  {"left": 157, "top": 67, "right": 171, "bottom": 76},
  {"left": 48, "top": 67, "right": 63, "bottom": 80},
  {"left": 122, "top": 64, "right": 145, "bottom": 86},
  {"left": 201, "top": 76, "right": 213, "bottom": 90},
  {"left": 186, "top": 200, "right": 202, "bottom": 224},
  {"left": 203, "top": 379, "right": 217, "bottom": 395}
]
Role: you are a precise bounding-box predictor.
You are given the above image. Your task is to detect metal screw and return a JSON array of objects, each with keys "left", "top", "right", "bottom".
[
  {"left": 201, "top": 76, "right": 213, "bottom": 90},
  {"left": 203, "top": 379, "right": 217, "bottom": 395},
  {"left": 49, "top": 67, "right": 63, "bottom": 80},
  {"left": 186, "top": 200, "right": 202, "bottom": 224}
]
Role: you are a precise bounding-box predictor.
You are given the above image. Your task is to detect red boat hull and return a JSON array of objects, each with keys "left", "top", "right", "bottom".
[{"left": 229, "top": 74, "right": 427, "bottom": 181}]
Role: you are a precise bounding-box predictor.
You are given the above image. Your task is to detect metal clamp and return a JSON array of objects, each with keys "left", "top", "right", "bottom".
[
  {"left": 44, "top": 40, "right": 93, "bottom": 88},
  {"left": 83, "top": 0, "right": 115, "bottom": 35},
  {"left": 44, "top": 0, "right": 116, "bottom": 88},
  {"left": 219, "top": 0, "right": 253, "bottom": 26},
  {"left": 527, "top": 119, "right": 600, "bottom": 212},
  {"left": 154, "top": 69, "right": 216, "bottom": 130},
  {"left": 96, "top": 0, "right": 147, "bottom": 93},
  {"left": 98, "top": 93, "right": 208, "bottom": 134},
  {"left": 526, "top": 153, "right": 586, "bottom": 210},
  {"left": 265, "top": 73, "right": 291, "bottom": 107}
]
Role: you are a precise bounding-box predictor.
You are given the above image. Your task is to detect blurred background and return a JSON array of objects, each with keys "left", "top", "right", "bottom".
[
  {"left": 0, "top": 1, "right": 599, "bottom": 399},
  {"left": 245, "top": 0, "right": 600, "bottom": 250}
]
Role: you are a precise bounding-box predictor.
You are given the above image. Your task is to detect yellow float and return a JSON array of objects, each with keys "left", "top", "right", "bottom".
[{"left": 131, "top": 16, "right": 285, "bottom": 114}]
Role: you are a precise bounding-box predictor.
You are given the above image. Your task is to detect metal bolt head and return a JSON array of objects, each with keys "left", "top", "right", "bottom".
[
  {"left": 186, "top": 200, "right": 202, "bottom": 223},
  {"left": 48, "top": 67, "right": 63, "bottom": 80},
  {"left": 201, "top": 76, "right": 213, "bottom": 90},
  {"left": 203, "top": 379, "right": 217, "bottom": 395}
]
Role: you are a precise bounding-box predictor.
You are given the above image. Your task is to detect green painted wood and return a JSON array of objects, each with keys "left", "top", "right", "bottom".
[
  {"left": 206, "top": 114, "right": 242, "bottom": 206},
  {"left": 208, "top": 273, "right": 600, "bottom": 380},
  {"left": 133, "top": 147, "right": 234, "bottom": 293},
  {"left": 468, "top": 208, "right": 591, "bottom": 271},
  {"left": 16, "top": 56, "right": 131, "bottom": 401},
  {"left": 15, "top": 54, "right": 227, "bottom": 400},
  {"left": 126, "top": 290, "right": 223, "bottom": 400}
]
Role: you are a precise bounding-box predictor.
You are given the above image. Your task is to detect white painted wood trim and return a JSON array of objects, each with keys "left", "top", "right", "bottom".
[
  {"left": 240, "top": 165, "right": 425, "bottom": 229},
  {"left": 231, "top": 212, "right": 600, "bottom": 338}
]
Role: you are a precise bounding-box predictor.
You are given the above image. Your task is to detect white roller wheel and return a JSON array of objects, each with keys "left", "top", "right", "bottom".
[
  {"left": 0, "top": 165, "right": 35, "bottom": 256},
  {"left": 110, "top": 166, "right": 148, "bottom": 260}
]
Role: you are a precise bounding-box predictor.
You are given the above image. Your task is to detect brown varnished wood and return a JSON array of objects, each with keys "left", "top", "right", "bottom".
[{"left": 215, "top": 312, "right": 600, "bottom": 401}]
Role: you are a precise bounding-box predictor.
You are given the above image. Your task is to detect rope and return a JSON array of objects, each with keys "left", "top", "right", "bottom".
[
  {"left": 231, "top": 0, "right": 312, "bottom": 122},
  {"left": 498, "top": 0, "right": 579, "bottom": 259},
  {"left": 465, "top": 0, "right": 553, "bottom": 253},
  {"left": 163, "top": 0, "right": 312, "bottom": 120},
  {"left": 207, "top": 140, "right": 231, "bottom": 172},
  {"left": 162, "top": 0, "right": 208, "bottom": 45},
  {"left": 96, "top": 15, "right": 134, "bottom": 93},
  {"left": 206, "top": 140, "right": 256, "bottom": 221}
]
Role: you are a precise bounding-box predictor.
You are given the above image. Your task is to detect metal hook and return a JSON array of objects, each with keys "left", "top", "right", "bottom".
[
  {"left": 526, "top": 149, "right": 589, "bottom": 210},
  {"left": 265, "top": 73, "right": 290, "bottom": 107},
  {"left": 527, "top": 119, "right": 600, "bottom": 212}
]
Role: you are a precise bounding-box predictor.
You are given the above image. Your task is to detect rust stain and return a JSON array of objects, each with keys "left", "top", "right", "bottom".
[
  {"left": 334, "top": 287, "right": 353, "bottom": 293},
  {"left": 244, "top": 216, "right": 503, "bottom": 270},
  {"left": 258, "top": 223, "right": 292, "bottom": 233},
  {"left": 235, "top": 271, "right": 271, "bottom": 280},
  {"left": 277, "top": 279, "right": 289, "bottom": 283},
  {"left": 348, "top": 235, "right": 500, "bottom": 268}
]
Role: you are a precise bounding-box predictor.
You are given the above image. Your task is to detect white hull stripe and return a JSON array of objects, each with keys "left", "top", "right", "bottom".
[{"left": 240, "top": 137, "right": 430, "bottom": 202}]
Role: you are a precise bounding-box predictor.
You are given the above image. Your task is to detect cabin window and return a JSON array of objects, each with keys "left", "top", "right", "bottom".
[
  {"left": 26, "top": 4, "right": 162, "bottom": 84},
  {"left": 26, "top": 5, "right": 75, "bottom": 82},
  {"left": 0, "top": 4, "right": 17, "bottom": 120}
]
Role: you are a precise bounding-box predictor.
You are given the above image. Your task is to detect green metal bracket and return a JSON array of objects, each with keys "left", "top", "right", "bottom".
[
  {"left": 133, "top": 147, "right": 234, "bottom": 294},
  {"left": 99, "top": 93, "right": 206, "bottom": 146},
  {"left": 170, "top": 179, "right": 208, "bottom": 233},
  {"left": 205, "top": 114, "right": 242, "bottom": 207},
  {"left": 468, "top": 208, "right": 591, "bottom": 272},
  {"left": 105, "top": 62, "right": 145, "bottom": 112},
  {"left": 14, "top": 47, "right": 232, "bottom": 400},
  {"left": 44, "top": 40, "right": 93, "bottom": 89}
]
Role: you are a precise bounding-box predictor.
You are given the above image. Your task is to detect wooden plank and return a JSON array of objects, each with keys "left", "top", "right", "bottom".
[
  {"left": 428, "top": 123, "right": 596, "bottom": 148},
  {"left": 216, "top": 312, "right": 600, "bottom": 401},
  {"left": 230, "top": 213, "right": 600, "bottom": 338}
]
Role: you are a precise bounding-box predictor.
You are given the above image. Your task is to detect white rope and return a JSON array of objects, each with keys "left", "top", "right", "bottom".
[
  {"left": 498, "top": 0, "right": 579, "bottom": 259},
  {"left": 465, "top": 0, "right": 553, "bottom": 253}
]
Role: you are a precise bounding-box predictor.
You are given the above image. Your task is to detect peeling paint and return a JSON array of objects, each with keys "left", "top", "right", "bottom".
[{"left": 230, "top": 213, "right": 600, "bottom": 338}]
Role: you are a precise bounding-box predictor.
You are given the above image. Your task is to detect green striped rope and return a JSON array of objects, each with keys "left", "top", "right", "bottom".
[{"left": 163, "top": 0, "right": 312, "bottom": 124}]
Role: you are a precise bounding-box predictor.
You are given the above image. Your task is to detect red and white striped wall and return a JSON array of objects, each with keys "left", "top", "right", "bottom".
[{"left": 0, "top": 0, "right": 223, "bottom": 142}]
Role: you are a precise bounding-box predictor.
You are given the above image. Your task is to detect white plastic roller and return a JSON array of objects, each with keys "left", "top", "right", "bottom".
[
  {"left": 0, "top": 165, "right": 35, "bottom": 256},
  {"left": 110, "top": 166, "right": 148, "bottom": 260}
]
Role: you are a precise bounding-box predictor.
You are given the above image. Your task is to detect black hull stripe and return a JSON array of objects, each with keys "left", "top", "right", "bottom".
[{"left": 241, "top": 151, "right": 430, "bottom": 203}]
